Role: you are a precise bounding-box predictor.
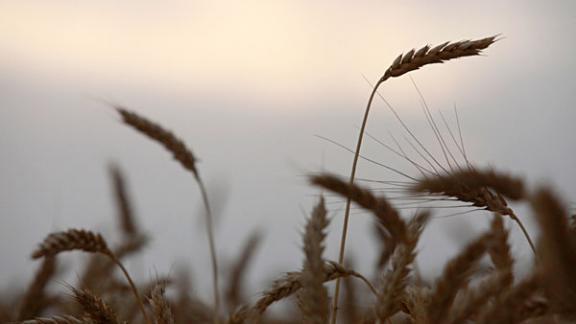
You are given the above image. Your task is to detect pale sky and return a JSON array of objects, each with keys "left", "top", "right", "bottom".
[{"left": 1, "top": 0, "right": 575, "bottom": 303}]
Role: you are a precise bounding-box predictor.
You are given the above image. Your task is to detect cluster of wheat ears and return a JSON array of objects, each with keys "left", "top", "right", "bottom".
[{"left": 4, "top": 35, "right": 576, "bottom": 324}]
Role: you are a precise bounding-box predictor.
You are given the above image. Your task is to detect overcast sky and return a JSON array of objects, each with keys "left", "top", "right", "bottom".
[{"left": 1, "top": 0, "right": 575, "bottom": 301}]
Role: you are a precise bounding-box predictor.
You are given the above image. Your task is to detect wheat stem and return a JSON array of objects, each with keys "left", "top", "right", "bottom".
[
  {"left": 330, "top": 36, "right": 496, "bottom": 324},
  {"left": 109, "top": 254, "right": 152, "bottom": 324}
]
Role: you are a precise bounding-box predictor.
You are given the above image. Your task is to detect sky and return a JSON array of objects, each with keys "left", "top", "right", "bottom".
[{"left": 1, "top": 0, "right": 576, "bottom": 303}]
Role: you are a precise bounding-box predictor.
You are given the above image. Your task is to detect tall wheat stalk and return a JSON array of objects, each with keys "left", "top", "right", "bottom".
[
  {"left": 330, "top": 35, "right": 497, "bottom": 323},
  {"left": 115, "top": 107, "right": 221, "bottom": 324}
]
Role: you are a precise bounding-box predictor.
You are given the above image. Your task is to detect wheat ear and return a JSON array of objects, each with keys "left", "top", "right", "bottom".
[
  {"left": 298, "top": 196, "right": 330, "bottom": 323},
  {"left": 331, "top": 35, "right": 496, "bottom": 323},
  {"left": 376, "top": 212, "right": 429, "bottom": 321},
  {"left": 69, "top": 287, "right": 119, "bottom": 324},
  {"left": 149, "top": 284, "right": 175, "bottom": 324},
  {"left": 116, "top": 107, "right": 220, "bottom": 324},
  {"left": 31, "top": 229, "right": 151, "bottom": 324},
  {"left": 412, "top": 167, "right": 536, "bottom": 254}
]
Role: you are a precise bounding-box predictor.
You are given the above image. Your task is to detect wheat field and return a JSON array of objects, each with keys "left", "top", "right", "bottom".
[{"left": 2, "top": 36, "right": 576, "bottom": 324}]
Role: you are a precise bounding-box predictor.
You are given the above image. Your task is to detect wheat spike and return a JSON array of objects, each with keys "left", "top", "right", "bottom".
[
  {"left": 233, "top": 261, "right": 375, "bottom": 320},
  {"left": 70, "top": 287, "right": 119, "bottom": 324},
  {"left": 381, "top": 36, "right": 497, "bottom": 83},
  {"left": 310, "top": 173, "right": 406, "bottom": 241},
  {"left": 32, "top": 229, "right": 111, "bottom": 259},
  {"left": 411, "top": 167, "right": 536, "bottom": 253},
  {"left": 298, "top": 197, "right": 330, "bottom": 324},
  {"left": 108, "top": 163, "right": 139, "bottom": 238},
  {"left": 149, "top": 284, "right": 175, "bottom": 324},
  {"left": 116, "top": 107, "right": 198, "bottom": 177},
  {"left": 531, "top": 188, "right": 576, "bottom": 319},
  {"left": 376, "top": 212, "right": 429, "bottom": 321}
]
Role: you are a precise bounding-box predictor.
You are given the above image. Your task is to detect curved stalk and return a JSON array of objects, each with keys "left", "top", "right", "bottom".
[
  {"left": 509, "top": 212, "right": 536, "bottom": 254},
  {"left": 330, "top": 80, "right": 383, "bottom": 324},
  {"left": 195, "top": 175, "right": 221, "bottom": 324},
  {"left": 109, "top": 254, "right": 152, "bottom": 324}
]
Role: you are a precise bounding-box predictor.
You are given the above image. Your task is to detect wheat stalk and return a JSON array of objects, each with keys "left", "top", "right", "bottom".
[
  {"left": 116, "top": 107, "right": 220, "bottom": 324},
  {"left": 330, "top": 35, "right": 497, "bottom": 323},
  {"left": 31, "top": 229, "right": 150, "bottom": 324}
]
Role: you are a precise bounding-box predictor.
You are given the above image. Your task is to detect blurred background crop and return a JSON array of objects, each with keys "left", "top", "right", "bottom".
[{"left": 1, "top": 0, "right": 575, "bottom": 299}]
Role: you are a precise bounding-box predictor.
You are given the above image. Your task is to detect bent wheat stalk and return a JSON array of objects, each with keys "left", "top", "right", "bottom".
[
  {"left": 31, "top": 229, "right": 151, "bottom": 324},
  {"left": 116, "top": 107, "right": 220, "bottom": 324},
  {"left": 330, "top": 35, "right": 497, "bottom": 323}
]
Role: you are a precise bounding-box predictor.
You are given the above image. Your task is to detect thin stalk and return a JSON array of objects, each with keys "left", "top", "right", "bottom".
[
  {"left": 509, "top": 212, "right": 536, "bottom": 254},
  {"left": 195, "top": 175, "right": 221, "bottom": 324},
  {"left": 109, "top": 254, "right": 152, "bottom": 324},
  {"left": 330, "top": 80, "right": 382, "bottom": 324}
]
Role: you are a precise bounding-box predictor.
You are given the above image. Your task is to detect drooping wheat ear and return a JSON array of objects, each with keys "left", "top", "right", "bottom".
[
  {"left": 411, "top": 167, "right": 535, "bottom": 254},
  {"left": 116, "top": 108, "right": 198, "bottom": 177},
  {"left": 426, "top": 232, "right": 493, "bottom": 323},
  {"left": 31, "top": 229, "right": 151, "bottom": 324},
  {"left": 70, "top": 286, "right": 119, "bottom": 324},
  {"left": 412, "top": 167, "right": 525, "bottom": 202},
  {"left": 310, "top": 173, "right": 407, "bottom": 241},
  {"left": 237, "top": 261, "right": 376, "bottom": 320},
  {"left": 298, "top": 197, "right": 330, "bottom": 324},
  {"left": 32, "top": 229, "right": 111, "bottom": 259},
  {"left": 21, "top": 315, "right": 86, "bottom": 324},
  {"left": 376, "top": 211, "right": 429, "bottom": 322},
  {"left": 531, "top": 188, "right": 576, "bottom": 319},
  {"left": 17, "top": 257, "right": 58, "bottom": 320},
  {"left": 149, "top": 284, "right": 175, "bottom": 324},
  {"left": 108, "top": 163, "right": 139, "bottom": 238},
  {"left": 116, "top": 107, "right": 220, "bottom": 324},
  {"left": 225, "top": 230, "right": 262, "bottom": 311},
  {"left": 331, "top": 36, "right": 497, "bottom": 324}
]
